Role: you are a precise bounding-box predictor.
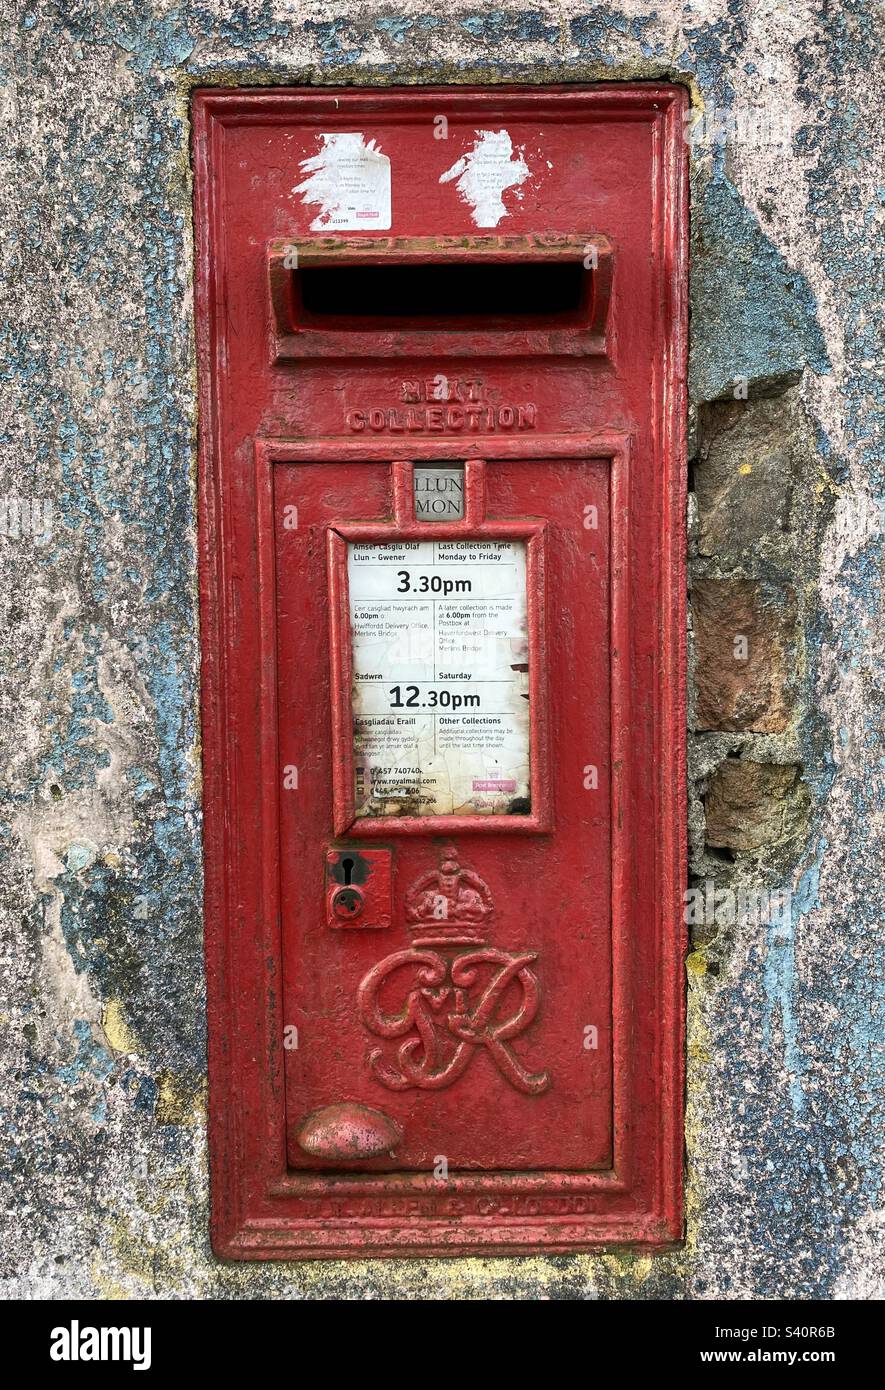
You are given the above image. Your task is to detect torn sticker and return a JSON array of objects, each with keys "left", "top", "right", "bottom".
[
  {"left": 439, "top": 129, "right": 530, "bottom": 229},
  {"left": 294, "top": 132, "right": 391, "bottom": 232}
]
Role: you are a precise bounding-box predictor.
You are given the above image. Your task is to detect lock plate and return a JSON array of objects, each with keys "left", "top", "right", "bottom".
[{"left": 325, "top": 848, "right": 392, "bottom": 930}]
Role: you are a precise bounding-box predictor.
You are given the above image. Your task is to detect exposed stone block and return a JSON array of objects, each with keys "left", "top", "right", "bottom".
[
  {"left": 693, "top": 578, "right": 795, "bottom": 732},
  {"left": 704, "top": 759, "right": 803, "bottom": 852},
  {"left": 695, "top": 397, "right": 796, "bottom": 563}
]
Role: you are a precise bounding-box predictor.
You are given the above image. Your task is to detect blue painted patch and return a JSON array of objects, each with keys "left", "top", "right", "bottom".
[
  {"left": 303, "top": 18, "right": 363, "bottom": 66},
  {"left": 460, "top": 11, "right": 560, "bottom": 46},
  {"left": 56, "top": 1019, "right": 115, "bottom": 1087},
  {"left": 376, "top": 17, "right": 413, "bottom": 46},
  {"left": 690, "top": 171, "right": 830, "bottom": 402}
]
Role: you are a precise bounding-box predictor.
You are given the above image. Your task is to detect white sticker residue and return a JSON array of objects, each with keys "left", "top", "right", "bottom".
[
  {"left": 439, "top": 129, "right": 530, "bottom": 228},
  {"left": 293, "top": 132, "right": 391, "bottom": 231},
  {"left": 348, "top": 540, "right": 530, "bottom": 818}
]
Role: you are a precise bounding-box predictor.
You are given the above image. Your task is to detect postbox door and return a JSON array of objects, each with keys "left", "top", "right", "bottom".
[{"left": 275, "top": 452, "right": 614, "bottom": 1172}]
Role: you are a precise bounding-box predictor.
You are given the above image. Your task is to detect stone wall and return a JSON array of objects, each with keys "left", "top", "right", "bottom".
[{"left": 0, "top": 2, "right": 882, "bottom": 1298}]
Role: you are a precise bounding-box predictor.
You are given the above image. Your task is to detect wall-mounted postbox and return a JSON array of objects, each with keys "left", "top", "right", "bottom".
[{"left": 194, "top": 85, "right": 687, "bottom": 1259}]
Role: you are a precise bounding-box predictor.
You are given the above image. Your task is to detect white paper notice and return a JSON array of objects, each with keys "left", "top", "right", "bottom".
[
  {"left": 439, "top": 129, "right": 530, "bottom": 228},
  {"left": 294, "top": 132, "right": 391, "bottom": 231},
  {"left": 348, "top": 540, "right": 530, "bottom": 818}
]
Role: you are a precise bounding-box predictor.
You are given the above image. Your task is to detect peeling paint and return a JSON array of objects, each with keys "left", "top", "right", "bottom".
[
  {"left": 439, "top": 128, "right": 531, "bottom": 227},
  {"left": 294, "top": 131, "right": 392, "bottom": 231}
]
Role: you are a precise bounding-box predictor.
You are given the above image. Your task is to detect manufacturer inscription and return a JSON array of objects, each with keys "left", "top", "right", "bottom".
[{"left": 294, "top": 1194, "right": 601, "bottom": 1219}]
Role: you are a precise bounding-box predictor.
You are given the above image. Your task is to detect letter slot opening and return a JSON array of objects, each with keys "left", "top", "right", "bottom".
[
  {"left": 267, "top": 234, "right": 613, "bottom": 359},
  {"left": 296, "top": 261, "right": 586, "bottom": 325}
]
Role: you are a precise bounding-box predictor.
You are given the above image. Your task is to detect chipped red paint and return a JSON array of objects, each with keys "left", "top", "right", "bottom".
[{"left": 193, "top": 84, "right": 688, "bottom": 1259}]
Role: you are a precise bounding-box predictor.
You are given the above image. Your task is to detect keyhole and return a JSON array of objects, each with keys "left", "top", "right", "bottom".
[{"left": 342, "top": 856, "right": 354, "bottom": 885}]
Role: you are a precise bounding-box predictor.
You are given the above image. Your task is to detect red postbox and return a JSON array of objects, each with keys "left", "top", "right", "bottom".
[{"left": 194, "top": 85, "right": 687, "bottom": 1259}]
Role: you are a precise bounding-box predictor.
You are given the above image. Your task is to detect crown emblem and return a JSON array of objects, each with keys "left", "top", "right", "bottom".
[{"left": 404, "top": 845, "right": 494, "bottom": 946}]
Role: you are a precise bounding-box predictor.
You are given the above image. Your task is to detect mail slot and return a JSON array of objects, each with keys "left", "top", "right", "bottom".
[{"left": 194, "top": 84, "right": 688, "bottom": 1259}]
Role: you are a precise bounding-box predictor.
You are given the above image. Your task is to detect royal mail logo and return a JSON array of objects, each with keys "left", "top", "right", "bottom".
[
  {"left": 358, "top": 847, "right": 550, "bottom": 1095},
  {"left": 50, "top": 1320, "right": 151, "bottom": 1370}
]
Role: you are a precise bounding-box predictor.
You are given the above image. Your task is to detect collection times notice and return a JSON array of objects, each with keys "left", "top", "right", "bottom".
[{"left": 348, "top": 539, "right": 530, "bottom": 817}]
